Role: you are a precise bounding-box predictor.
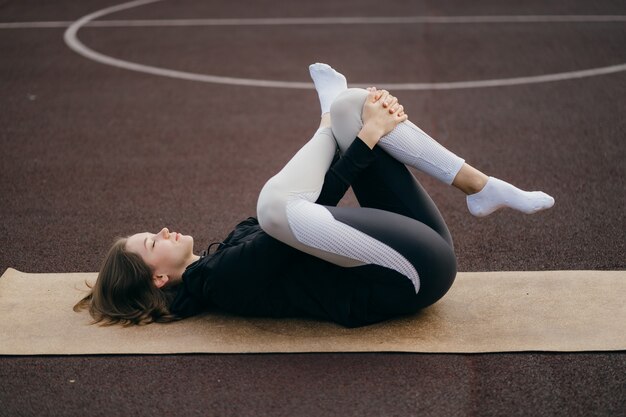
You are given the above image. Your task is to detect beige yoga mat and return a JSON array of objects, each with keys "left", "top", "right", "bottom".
[{"left": 0, "top": 268, "right": 625, "bottom": 355}]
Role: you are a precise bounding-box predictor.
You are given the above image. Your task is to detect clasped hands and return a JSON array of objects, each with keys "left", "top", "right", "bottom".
[{"left": 358, "top": 86, "right": 408, "bottom": 149}]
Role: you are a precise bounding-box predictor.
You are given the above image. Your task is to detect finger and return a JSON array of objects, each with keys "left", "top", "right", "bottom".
[
  {"left": 371, "top": 87, "right": 383, "bottom": 102},
  {"left": 382, "top": 94, "right": 395, "bottom": 108},
  {"left": 375, "top": 89, "right": 388, "bottom": 102},
  {"left": 386, "top": 97, "right": 399, "bottom": 111},
  {"left": 378, "top": 90, "right": 390, "bottom": 106},
  {"left": 389, "top": 102, "right": 401, "bottom": 114}
]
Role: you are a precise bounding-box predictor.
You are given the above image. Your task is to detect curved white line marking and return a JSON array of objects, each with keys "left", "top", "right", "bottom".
[
  {"left": 5, "top": 14, "right": 626, "bottom": 29},
  {"left": 63, "top": 0, "right": 311, "bottom": 88},
  {"left": 62, "top": 0, "right": 626, "bottom": 90}
]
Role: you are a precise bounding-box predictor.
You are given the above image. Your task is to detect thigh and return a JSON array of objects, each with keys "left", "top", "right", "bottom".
[
  {"left": 351, "top": 146, "right": 454, "bottom": 247},
  {"left": 325, "top": 205, "right": 457, "bottom": 309},
  {"left": 329, "top": 87, "right": 453, "bottom": 247}
]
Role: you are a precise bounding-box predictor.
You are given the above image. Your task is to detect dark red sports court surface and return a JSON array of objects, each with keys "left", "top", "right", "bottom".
[{"left": 1, "top": 0, "right": 625, "bottom": 415}]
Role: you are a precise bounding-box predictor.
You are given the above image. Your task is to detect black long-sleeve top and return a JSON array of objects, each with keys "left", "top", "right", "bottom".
[{"left": 169, "top": 137, "right": 415, "bottom": 327}]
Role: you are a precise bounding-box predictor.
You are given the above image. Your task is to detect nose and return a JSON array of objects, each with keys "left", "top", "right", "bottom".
[{"left": 159, "top": 227, "right": 170, "bottom": 239}]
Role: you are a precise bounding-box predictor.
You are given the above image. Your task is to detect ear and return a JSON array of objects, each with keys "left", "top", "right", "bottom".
[{"left": 152, "top": 274, "right": 170, "bottom": 289}]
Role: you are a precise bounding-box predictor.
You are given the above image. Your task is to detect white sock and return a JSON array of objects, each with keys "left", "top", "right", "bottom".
[
  {"left": 309, "top": 63, "right": 347, "bottom": 115},
  {"left": 466, "top": 176, "right": 555, "bottom": 217}
]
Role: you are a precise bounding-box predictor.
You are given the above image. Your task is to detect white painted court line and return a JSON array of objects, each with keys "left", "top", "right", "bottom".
[
  {"left": 4, "top": 15, "right": 626, "bottom": 29},
  {"left": 59, "top": 0, "right": 626, "bottom": 90}
]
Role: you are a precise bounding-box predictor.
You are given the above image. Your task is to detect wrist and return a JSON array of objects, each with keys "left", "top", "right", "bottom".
[{"left": 357, "top": 124, "right": 384, "bottom": 149}]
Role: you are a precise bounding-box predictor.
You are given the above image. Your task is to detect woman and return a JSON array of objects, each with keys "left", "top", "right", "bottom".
[{"left": 74, "top": 63, "right": 554, "bottom": 327}]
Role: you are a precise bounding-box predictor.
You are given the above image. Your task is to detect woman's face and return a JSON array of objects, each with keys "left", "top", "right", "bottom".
[{"left": 125, "top": 227, "right": 195, "bottom": 276}]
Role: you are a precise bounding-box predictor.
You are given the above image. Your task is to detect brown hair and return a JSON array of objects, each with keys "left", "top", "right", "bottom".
[{"left": 73, "top": 237, "right": 181, "bottom": 326}]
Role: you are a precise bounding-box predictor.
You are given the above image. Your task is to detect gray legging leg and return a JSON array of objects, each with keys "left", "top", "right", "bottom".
[
  {"left": 322, "top": 146, "right": 457, "bottom": 308},
  {"left": 257, "top": 89, "right": 458, "bottom": 306}
]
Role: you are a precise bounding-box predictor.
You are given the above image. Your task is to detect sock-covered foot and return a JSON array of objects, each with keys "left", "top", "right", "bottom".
[
  {"left": 309, "top": 63, "right": 347, "bottom": 115},
  {"left": 466, "top": 176, "right": 555, "bottom": 217}
]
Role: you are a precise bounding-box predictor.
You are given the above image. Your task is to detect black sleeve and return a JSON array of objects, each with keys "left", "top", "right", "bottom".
[{"left": 315, "top": 137, "right": 377, "bottom": 206}]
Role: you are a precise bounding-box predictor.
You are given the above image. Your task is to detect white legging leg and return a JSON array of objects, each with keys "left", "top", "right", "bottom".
[
  {"left": 330, "top": 88, "right": 465, "bottom": 185},
  {"left": 256, "top": 88, "right": 465, "bottom": 287},
  {"left": 256, "top": 122, "right": 421, "bottom": 292},
  {"left": 257, "top": 125, "right": 412, "bottom": 269},
  {"left": 256, "top": 126, "right": 354, "bottom": 263}
]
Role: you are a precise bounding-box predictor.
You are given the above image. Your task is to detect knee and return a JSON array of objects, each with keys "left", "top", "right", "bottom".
[
  {"left": 256, "top": 178, "right": 287, "bottom": 235},
  {"left": 416, "top": 246, "right": 457, "bottom": 308},
  {"left": 432, "top": 244, "right": 457, "bottom": 292},
  {"left": 330, "top": 88, "right": 369, "bottom": 153},
  {"left": 331, "top": 88, "right": 369, "bottom": 113}
]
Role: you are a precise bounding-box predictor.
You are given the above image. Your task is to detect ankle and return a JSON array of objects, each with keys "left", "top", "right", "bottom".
[
  {"left": 453, "top": 164, "right": 489, "bottom": 195},
  {"left": 466, "top": 174, "right": 489, "bottom": 195},
  {"left": 320, "top": 112, "right": 331, "bottom": 126}
]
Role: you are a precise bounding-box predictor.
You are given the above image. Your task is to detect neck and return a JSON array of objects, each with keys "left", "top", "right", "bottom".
[
  {"left": 180, "top": 253, "right": 201, "bottom": 275},
  {"left": 167, "top": 254, "right": 201, "bottom": 288}
]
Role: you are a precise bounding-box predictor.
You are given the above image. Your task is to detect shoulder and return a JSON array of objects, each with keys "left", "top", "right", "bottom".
[{"left": 222, "top": 216, "right": 261, "bottom": 244}]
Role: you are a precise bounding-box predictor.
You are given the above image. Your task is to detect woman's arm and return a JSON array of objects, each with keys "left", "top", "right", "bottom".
[
  {"left": 315, "top": 89, "right": 407, "bottom": 206},
  {"left": 315, "top": 137, "right": 376, "bottom": 206}
]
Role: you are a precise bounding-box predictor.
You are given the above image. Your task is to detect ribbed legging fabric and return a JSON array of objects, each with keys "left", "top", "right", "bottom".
[{"left": 256, "top": 88, "right": 463, "bottom": 307}]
